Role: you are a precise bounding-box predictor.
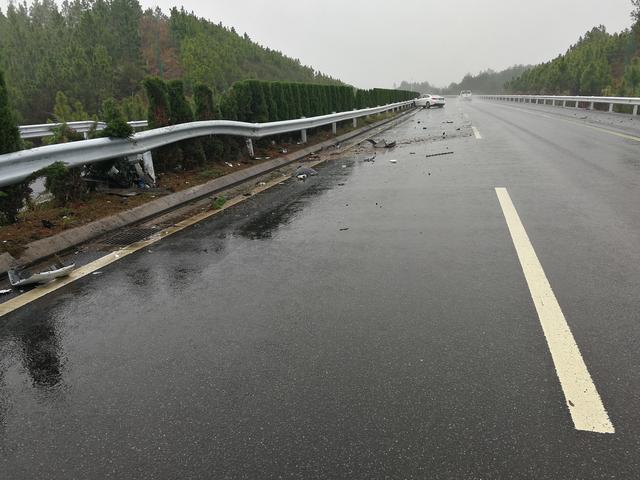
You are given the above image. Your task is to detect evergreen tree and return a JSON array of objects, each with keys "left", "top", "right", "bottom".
[
  {"left": 143, "top": 76, "right": 170, "bottom": 128},
  {"left": 0, "top": 68, "right": 29, "bottom": 225}
]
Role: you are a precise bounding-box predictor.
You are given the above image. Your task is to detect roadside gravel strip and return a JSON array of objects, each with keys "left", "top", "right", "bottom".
[{"left": 0, "top": 108, "right": 417, "bottom": 275}]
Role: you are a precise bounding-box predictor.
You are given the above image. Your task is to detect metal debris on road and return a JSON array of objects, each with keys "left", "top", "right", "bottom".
[
  {"left": 294, "top": 166, "right": 318, "bottom": 177},
  {"left": 363, "top": 154, "right": 376, "bottom": 162},
  {"left": 339, "top": 227, "right": 349, "bottom": 231},
  {"left": 389, "top": 159, "right": 398, "bottom": 163},
  {"left": 0, "top": 289, "right": 11, "bottom": 295},
  {"left": 8, "top": 257, "right": 76, "bottom": 287},
  {"left": 425, "top": 152, "right": 454, "bottom": 158},
  {"left": 366, "top": 139, "right": 396, "bottom": 148}
]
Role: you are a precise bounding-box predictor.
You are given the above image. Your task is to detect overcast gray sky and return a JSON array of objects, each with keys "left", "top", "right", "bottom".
[{"left": 1, "top": 0, "right": 635, "bottom": 88}]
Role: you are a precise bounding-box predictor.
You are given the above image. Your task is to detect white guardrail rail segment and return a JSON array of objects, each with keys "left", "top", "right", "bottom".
[
  {"left": 479, "top": 94, "right": 640, "bottom": 114},
  {"left": 0, "top": 101, "right": 413, "bottom": 188},
  {"left": 19, "top": 120, "right": 149, "bottom": 139}
]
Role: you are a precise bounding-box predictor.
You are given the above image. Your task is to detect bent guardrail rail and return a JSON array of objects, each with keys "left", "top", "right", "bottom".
[
  {"left": 19, "top": 120, "right": 149, "bottom": 140},
  {"left": 0, "top": 101, "right": 413, "bottom": 188},
  {"left": 478, "top": 94, "right": 640, "bottom": 114}
]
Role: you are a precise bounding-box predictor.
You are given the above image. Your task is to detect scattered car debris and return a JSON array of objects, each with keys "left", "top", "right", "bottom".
[
  {"left": 422, "top": 127, "right": 427, "bottom": 130},
  {"left": 363, "top": 154, "right": 376, "bottom": 162},
  {"left": 224, "top": 162, "right": 234, "bottom": 167},
  {"left": 0, "top": 289, "right": 11, "bottom": 295},
  {"left": 444, "top": 121, "right": 454, "bottom": 123},
  {"left": 294, "top": 166, "right": 318, "bottom": 177},
  {"left": 257, "top": 182, "right": 267, "bottom": 186},
  {"left": 92, "top": 271, "right": 103, "bottom": 275},
  {"left": 338, "top": 183, "right": 346, "bottom": 186},
  {"left": 279, "top": 148, "right": 288, "bottom": 154},
  {"left": 8, "top": 257, "right": 75, "bottom": 287},
  {"left": 339, "top": 227, "right": 349, "bottom": 231},
  {"left": 389, "top": 159, "right": 397, "bottom": 164},
  {"left": 41, "top": 219, "right": 55, "bottom": 229},
  {"left": 243, "top": 193, "right": 252, "bottom": 197},
  {"left": 296, "top": 174, "right": 308, "bottom": 181},
  {"left": 104, "top": 189, "right": 140, "bottom": 197},
  {"left": 253, "top": 156, "right": 271, "bottom": 160},
  {"left": 366, "top": 139, "right": 396, "bottom": 148},
  {"left": 409, "top": 152, "right": 416, "bottom": 155},
  {"left": 425, "top": 151, "right": 454, "bottom": 158}
]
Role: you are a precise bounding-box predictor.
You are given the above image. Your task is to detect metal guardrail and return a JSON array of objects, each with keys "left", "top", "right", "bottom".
[
  {"left": 19, "top": 120, "right": 149, "bottom": 140},
  {"left": 479, "top": 94, "right": 640, "bottom": 114},
  {"left": 0, "top": 101, "right": 413, "bottom": 188}
]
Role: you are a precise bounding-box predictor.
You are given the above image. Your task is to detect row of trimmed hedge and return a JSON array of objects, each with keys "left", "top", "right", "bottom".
[
  {"left": 219, "top": 80, "right": 419, "bottom": 123},
  {"left": 143, "top": 77, "right": 418, "bottom": 172},
  {"left": 144, "top": 77, "right": 419, "bottom": 128}
]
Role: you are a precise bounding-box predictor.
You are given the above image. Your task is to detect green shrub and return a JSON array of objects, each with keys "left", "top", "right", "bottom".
[
  {"left": 0, "top": 183, "right": 32, "bottom": 225},
  {"left": 211, "top": 195, "right": 226, "bottom": 209},
  {"left": 36, "top": 162, "right": 87, "bottom": 206}
]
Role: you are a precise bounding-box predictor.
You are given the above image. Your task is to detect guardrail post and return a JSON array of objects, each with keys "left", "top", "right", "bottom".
[
  {"left": 589, "top": 102, "right": 594, "bottom": 110},
  {"left": 634, "top": 105, "right": 638, "bottom": 116},
  {"left": 332, "top": 112, "right": 337, "bottom": 135},
  {"left": 608, "top": 103, "right": 614, "bottom": 113},
  {"left": 353, "top": 117, "right": 357, "bottom": 128},
  {"left": 575, "top": 100, "right": 580, "bottom": 108},
  {"left": 245, "top": 138, "right": 255, "bottom": 157},
  {"left": 562, "top": 100, "right": 566, "bottom": 107},
  {"left": 300, "top": 116, "right": 307, "bottom": 144}
]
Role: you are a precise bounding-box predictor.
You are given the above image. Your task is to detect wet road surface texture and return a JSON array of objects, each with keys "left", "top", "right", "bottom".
[{"left": 1, "top": 100, "right": 640, "bottom": 479}]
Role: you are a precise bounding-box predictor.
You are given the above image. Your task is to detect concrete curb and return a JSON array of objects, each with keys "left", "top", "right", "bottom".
[{"left": 1, "top": 109, "right": 416, "bottom": 274}]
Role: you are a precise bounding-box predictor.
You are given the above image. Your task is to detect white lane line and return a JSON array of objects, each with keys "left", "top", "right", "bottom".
[
  {"left": 495, "top": 187, "right": 614, "bottom": 434},
  {"left": 472, "top": 126, "right": 482, "bottom": 139}
]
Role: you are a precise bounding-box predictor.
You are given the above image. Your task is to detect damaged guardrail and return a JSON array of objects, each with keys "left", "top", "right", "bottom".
[
  {"left": 19, "top": 120, "right": 149, "bottom": 140},
  {"left": 479, "top": 94, "right": 640, "bottom": 115},
  {"left": 0, "top": 101, "right": 413, "bottom": 188}
]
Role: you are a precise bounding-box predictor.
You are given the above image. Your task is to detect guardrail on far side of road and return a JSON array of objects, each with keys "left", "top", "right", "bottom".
[{"left": 479, "top": 94, "right": 640, "bottom": 115}]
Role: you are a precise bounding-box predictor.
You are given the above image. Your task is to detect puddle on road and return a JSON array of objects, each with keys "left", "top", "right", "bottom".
[{"left": 236, "top": 161, "right": 356, "bottom": 241}]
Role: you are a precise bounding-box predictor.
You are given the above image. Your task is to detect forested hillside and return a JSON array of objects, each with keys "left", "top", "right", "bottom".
[
  {"left": 398, "top": 65, "right": 531, "bottom": 95},
  {"left": 506, "top": 25, "right": 640, "bottom": 95},
  {"left": 0, "top": 0, "right": 341, "bottom": 123}
]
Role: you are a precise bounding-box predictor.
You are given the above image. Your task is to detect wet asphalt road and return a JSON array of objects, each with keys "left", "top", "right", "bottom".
[{"left": 2, "top": 99, "right": 640, "bottom": 479}]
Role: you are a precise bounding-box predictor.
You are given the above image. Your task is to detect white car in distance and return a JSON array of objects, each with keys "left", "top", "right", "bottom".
[
  {"left": 460, "top": 90, "right": 473, "bottom": 100},
  {"left": 415, "top": 94, "right": 446, "bottom": 108}
]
